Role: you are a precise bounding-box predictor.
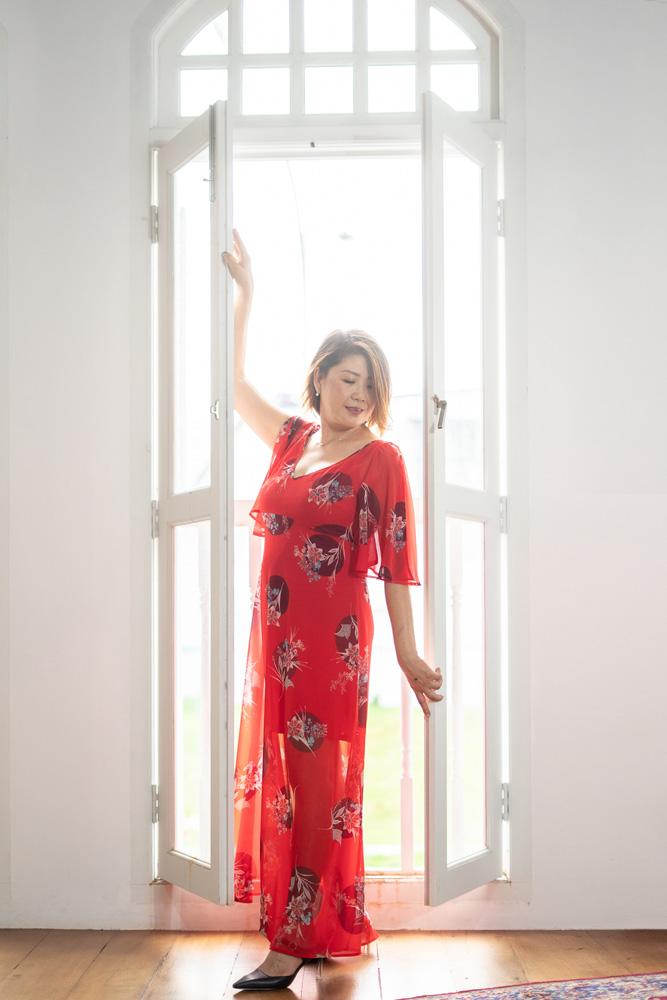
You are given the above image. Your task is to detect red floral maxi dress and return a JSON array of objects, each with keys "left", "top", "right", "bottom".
[{"left": 233, "top": 414, "right": 421, "bottom": 958}]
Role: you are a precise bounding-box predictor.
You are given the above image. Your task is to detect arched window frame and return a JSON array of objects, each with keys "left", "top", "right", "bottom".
[{"left": 154, "top": 0, "right": 500, "bottom": 129}]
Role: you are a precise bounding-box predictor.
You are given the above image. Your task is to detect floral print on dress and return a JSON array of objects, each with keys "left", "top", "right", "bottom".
[
  {"left": 259, "top": 888, "right": 273, "bottom": 938},
  {"left": 286, "top": 709, "right": 328, "bottom": 752},
  {"left": 336, "top": 874, "right": 369, "bottom": 934},
  {"left": 273, "top": 866, "right": 323, "bottom": 949},
  {"left": 293, "top": 527, "right": 347, "bottom": 596},
  {"left": 251, "top": 574, "right": 261, "bottom": 612},
  {"left": 357, "top": 658, "right": 371, "bottom": 727},
  {"left": 330, "top": 614, "right": 370, "bottom": 698},
  {"left": 234, "top": 747, "right": 263, "bottom": 810},
  {"left": 241, "top": 658, "right": 261, "bottom": 721},
  {"left": 307, "top": 470, "right": 354, "bottom": 507},
  {"left": 275, "top": 459, "right": 298, "bottom": 487},
  {"left": 234, "top": 851, "right": 256, "bottom": 903},
  {"left": 261, "top": 512, "right": 294, "bottom": 535},
  {"left": 354, "top": 482, "right": 381, "bottom": 545},
  {"left": 266, "top": 575, "right": 289, "bottom": 626},
  {"left": 322, "top": 797, "right": 363, "bottom": 843},
  {"left": 385, "top": 500, "right": 407, "bottom": 552},
  {"left": 262, "top": 733, "right": 277, "bottom": 776},
  {"left": 271, "top": 629, "right": 308, "bottom": 692},
  {"left": 267, "top": 784, "right": 294, "bottom": 834},
  {"left": 275, "top": 414, "right": 307, "bottom": 456}
]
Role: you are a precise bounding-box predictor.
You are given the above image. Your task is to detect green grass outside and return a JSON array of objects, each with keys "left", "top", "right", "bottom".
[{"left": 180, "top": 697, "right": 482, "bottom": 872}]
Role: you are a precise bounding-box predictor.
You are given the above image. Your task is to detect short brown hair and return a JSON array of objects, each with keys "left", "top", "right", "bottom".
[{"left": 300, "top": 330, "right": 392, "bottom": 435}]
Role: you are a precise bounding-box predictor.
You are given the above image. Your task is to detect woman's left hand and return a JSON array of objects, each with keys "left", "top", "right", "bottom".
[{"left": 399, "top": 654, "right": 444, "bottom": 719}]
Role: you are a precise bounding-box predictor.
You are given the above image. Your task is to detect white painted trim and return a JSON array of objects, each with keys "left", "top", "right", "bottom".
[{"left": 0, "top": 16, "right": 9, "bottom": 908}]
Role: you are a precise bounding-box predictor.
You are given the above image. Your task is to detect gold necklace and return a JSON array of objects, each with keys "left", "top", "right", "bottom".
[{"left": 315, "top": 428, "right": 365, "bottom": 448}]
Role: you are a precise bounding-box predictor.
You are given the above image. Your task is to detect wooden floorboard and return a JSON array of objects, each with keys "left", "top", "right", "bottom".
[{"left": 1, "top": 930, "right": 666, "bottom": 999}]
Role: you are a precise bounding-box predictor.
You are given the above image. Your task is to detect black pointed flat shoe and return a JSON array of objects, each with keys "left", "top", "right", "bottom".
[{"left": 232, "top": 957, "right": 310, "bottom": 990}]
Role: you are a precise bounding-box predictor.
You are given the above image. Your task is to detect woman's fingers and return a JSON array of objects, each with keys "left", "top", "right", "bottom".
[
  {"left": 408, "top": 682, "right": 436, "bottom": 717},
  {"left": 401, "top": 656, "right": 444, "bottom": 716},
  {"left": 415, "top": 690, "right": 430, "bottom": 718},
  {"left": 410, "top": 673, "right": 444, "bottom": 706},
  {"left": 232, "top": 228, "right": 250, "bottom": 261}
]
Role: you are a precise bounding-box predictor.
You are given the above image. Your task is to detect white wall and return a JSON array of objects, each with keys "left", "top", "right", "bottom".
[
  {"left": 0, "top": 0, "right": 665, "bottom": 930},
  {"left": 519, "top": 0, "right": 667, "bottom": 926}
]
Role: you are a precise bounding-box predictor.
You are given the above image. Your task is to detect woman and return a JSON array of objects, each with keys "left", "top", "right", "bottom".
[{"left": 223, "top": 229, "right": 444, "bottom": 991}]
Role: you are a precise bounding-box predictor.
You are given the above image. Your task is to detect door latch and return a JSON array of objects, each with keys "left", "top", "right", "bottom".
[{"left": 432, "top": 394, "right": 447, "bottom": 428}]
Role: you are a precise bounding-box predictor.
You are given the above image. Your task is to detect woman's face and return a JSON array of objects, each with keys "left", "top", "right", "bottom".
[{"left": 316, "top": 354, "right": 375, "bottom": 429}]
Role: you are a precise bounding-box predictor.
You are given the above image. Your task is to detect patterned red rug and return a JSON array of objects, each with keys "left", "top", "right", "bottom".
[{"left": 397, "top": 969, "right": 667, "bottom": 999}]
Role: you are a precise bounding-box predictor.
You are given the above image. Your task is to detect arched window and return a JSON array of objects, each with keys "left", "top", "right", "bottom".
[{"left": 155, "top": 0, "right": 499, "bottom": 127}]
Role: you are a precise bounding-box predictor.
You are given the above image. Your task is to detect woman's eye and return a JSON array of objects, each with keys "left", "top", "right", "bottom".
[{"left": 343, "top": 379, "right": 373, "bottom": 389}]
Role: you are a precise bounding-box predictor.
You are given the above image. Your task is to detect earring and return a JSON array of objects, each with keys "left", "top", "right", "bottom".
[{"left": 315, "top": 390, "right": 320, "bottom": 397}]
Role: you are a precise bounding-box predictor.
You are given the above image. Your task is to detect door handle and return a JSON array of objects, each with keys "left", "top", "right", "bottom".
[{"left": 432, "top": 393, "right": 447, "bottom": 429}]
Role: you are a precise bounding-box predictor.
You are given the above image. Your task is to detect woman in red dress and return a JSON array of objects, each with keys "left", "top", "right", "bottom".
[{"left": 224, "top": 230, "right": 444, "bottom": 990}]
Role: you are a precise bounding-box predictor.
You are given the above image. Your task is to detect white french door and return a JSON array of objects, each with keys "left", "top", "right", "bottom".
[
  {"left": 154, "top": 99, "right": 235, "bottom": 904},
  {"left": 422, "top": 89, "right": 505, "bottom": 905},
  {"left": 151, "top": 89, "right": 505, "bottom": 910}
]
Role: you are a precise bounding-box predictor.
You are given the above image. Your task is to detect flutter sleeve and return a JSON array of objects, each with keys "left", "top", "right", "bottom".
[
  {"left": 348, "top": 441, "right": 421, "bottom": 585},
  {"left": 268, "top": 413, "right": 308, "bottom": 472}
]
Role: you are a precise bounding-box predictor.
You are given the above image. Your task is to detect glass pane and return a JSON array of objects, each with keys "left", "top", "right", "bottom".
[
  {"left": 365, "top": 700, "right": 402, "bottom": 870},
  {"left": 243, "top": 0, "right": 289, "bottom": 53},
  {"left": 242, "top": 67, "right": 290, "bottom": 114},
  {"left": 172, "top": 149, "right": 211, "bottom": 493},
  {"left": 445, "top": 516, "right": 486, "bottom": 865},
  {"left": 430, "top": 63, "right": 479, "bottom": 111},
  {"left": 174, "top": 520, "right": 212, "bottom": 864},
  {"left": 181, "top": 11, "right": 229, "bottom": 55},
  {"left": 305, "top": 66, "right": 353, "bottom": 113},
  {"left": 412, "top": 703, "right": 425, "bottom": 869},
  {"left": 367, "top": 65, "right": 415, "bottom": 112},
  {"left": 179, "top": 68, "right": 228, "bottom": 117},
  {"left": 429, "top": 6, "right": 476, "bottom": 50},
  {"left": 367, "top": 0, "right": 415, "bottom": 51},
  {"left": 442, "top": 140, "right": 483, "bottom": 489},
  {"left": 304, "top": 0, "right": 353, "bottom": 52}
]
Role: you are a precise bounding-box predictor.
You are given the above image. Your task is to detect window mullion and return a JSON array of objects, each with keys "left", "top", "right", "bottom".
[
  {"left": 291, "top": 0, "right": 304, "bottom": 116},
  {"left": 229, "top": 0, "right": 242, "bottom": 117},
  {"left": 355, "top": 0, "right": 368, "bottom": 114}
]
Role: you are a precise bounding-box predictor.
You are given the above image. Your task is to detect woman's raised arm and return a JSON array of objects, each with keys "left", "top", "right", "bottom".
[{"left": 223, "top": 227, "right": 289, "bottom": 450}]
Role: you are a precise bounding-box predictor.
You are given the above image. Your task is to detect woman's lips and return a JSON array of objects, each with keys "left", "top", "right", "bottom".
[{"left": 346, "top": 406, "right": 363, "bottom": 414}]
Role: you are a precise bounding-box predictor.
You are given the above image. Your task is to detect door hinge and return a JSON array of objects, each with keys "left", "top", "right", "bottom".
[
  {"left": 501, "top": 781, "right": 509, "bottom": 820},
  {"left": 151, "top": 500, "right": 159, "bottom": 539},
  {"left": 499, "top": 495, "right": 508, "bottom": 534},
  {"left": 497, "top": 198, "right": 505, "bottom": 237},
  {"left": 150, "top": 204, "right": 158, "bottom": 243},
  {"left": 152, "top": 783, "right": 160, "bottom": 823}
]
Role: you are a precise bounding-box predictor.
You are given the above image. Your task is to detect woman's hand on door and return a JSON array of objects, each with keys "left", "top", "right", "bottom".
[
  {"left": 399, "top": 653, "right": 444, "bottom": 719},
  {"left": 222, "top": 227, "right": 254, "bottom": 300}
]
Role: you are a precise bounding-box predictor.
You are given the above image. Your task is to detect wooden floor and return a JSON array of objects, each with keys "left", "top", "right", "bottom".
[{"left": 1, "top": 930, "right": 667, "bottom": 999}]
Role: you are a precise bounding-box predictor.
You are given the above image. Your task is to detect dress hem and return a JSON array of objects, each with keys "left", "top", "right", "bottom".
[{"left": 268, "top": 930, "right": 380, "bottom": 959}]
